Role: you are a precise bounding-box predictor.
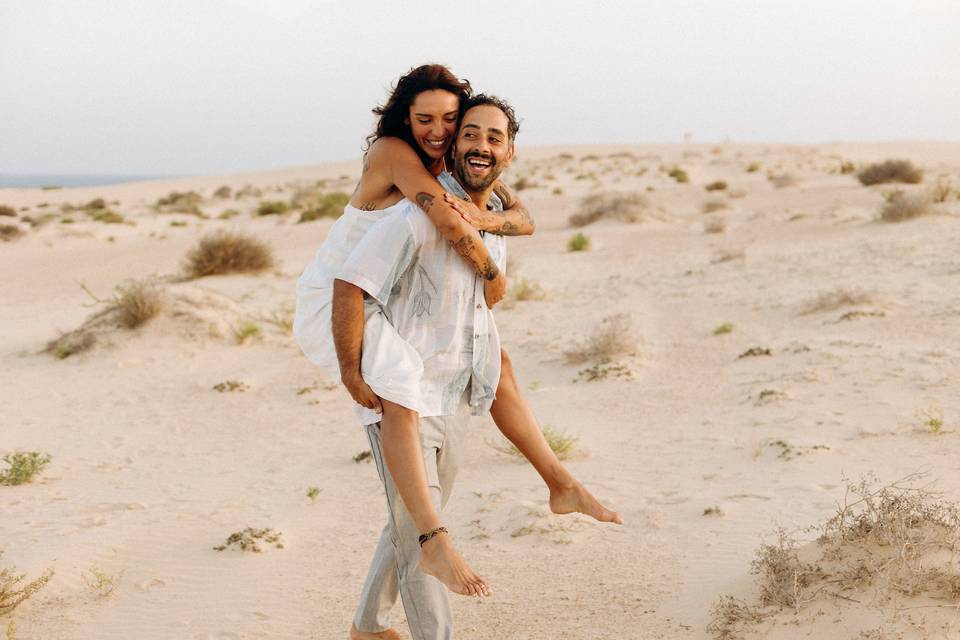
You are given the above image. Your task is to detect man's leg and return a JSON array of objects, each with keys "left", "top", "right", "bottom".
[
  {"left": 359, "top": 417, "right": 453, "bottom": 640},
  {"left": 352, "top": 524, "right": 401, "bottom": 638},
  {"left": 490, "top": 349, "right": 623, "bottom": 524}
]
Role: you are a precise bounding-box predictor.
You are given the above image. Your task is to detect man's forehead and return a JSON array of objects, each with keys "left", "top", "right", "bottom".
[{"left": 461, "top": 105, "right": 508, "bottom": 131}]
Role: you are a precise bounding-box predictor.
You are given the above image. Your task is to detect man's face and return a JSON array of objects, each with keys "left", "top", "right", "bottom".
[{"left": 453, "top": 105, "right": 514, "bottom": 192}]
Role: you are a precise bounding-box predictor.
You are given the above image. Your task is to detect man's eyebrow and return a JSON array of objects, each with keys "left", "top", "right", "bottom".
[{"left": 461, "top": 124, "right": 506, "bottom": 137}]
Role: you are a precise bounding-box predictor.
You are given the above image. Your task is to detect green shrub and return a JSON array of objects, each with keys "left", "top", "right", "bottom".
[
  {"left": 256, "top": 200, "right": 290, "bottom": 216},
  {"left": 705, "top": 181, "right": 727, "bottom": 191},
  {"left": 298, "top": 192, "right": 349, "bottom": 222},
  {"left": 0, "top": 451, "right": 51, "bottom": 486},
  {"left": 668, "top": 167, "right": 689, "bottom": 183},
  {"left": 183, "top": 231, "right": 274, "bottom": 278},
  {"left": 567, "top": 232, "right": 590, "bottom": 252}
]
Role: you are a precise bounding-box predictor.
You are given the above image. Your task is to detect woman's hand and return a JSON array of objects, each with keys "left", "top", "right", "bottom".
[{"left": 443, "top": 192, "right": 497, "bottom": 232}]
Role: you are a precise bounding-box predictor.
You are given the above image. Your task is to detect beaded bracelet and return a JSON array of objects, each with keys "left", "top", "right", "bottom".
[{"left": 418, "top": 526, "right": 448, "bottom": 547}]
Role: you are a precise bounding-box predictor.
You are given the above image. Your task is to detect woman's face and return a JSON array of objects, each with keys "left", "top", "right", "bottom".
[{"left": 405, "top": 89, "right": 459, "bottom": 161}]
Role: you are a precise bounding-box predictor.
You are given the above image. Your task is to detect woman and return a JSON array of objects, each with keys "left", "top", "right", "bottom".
[{"left": 294, "top": 64, "right": 621, "bottom": 639}]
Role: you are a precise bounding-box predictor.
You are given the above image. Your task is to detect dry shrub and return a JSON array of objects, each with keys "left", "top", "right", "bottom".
[
  {"left": 256, "top": 200, "right": 289, "bottom": 216},
  {"left": 213, "top": 185, "right": 232, "bottom": 199},
  {"left": 114, "top": 280, "right": 164, "bottom": 329},
  {"left": 751, "top": 528, "right": 824, "bottom": 610},
  {"left": 569, "top": 192, "right": 649, "bottom": 227},
  {"left": 511, "top": 277, "right": 545, "bottom": 301},
  {"left": 801, "top": 288, "right": 874, "bottom": 314},
  {"left": 156, "top": 191, "right": 203, "bottom": 215},
  {"left": 491, "top": 425, "right": 578, "bottom": 461},
  {"left": 0, "top": 225, "right": 24, "bottom": 242},
  {"left": 564, "top": 313, "right": 634, "bottom": 364},
  {"left": 769, "top": 173, "right": 798, "bottom": 188},
  {"left": 706, "top": 596, "right": 764, "bottom": 640},
  {"left": 704, "top": 218, "right": 726, "bottom": 234},
  {"left": 0, "top": 205, "right": 16, "bottom": 217},
  {"left": 930, "top": 177, "right": 954, "bottom": 203},
  {"left": 702, "top": 199, "right": 728, "bottom": 213},
  {"left": 880, "top": 190, "right": 932, "bottom": 222},
  {"left": 857, "top": 159, "right": 923, "bottom": 186},
  {"left": 0, "top": 551, "right": 54, "bottom": 615},
  {"left": 183, "top": 231, "right": 274, "bottom": 278},
  {"left": 705, "top": 180, "right": 728, "bottom": 191}
]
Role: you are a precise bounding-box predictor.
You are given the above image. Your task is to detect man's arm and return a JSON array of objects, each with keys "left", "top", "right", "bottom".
[
  {"left": 373, "top": 138, "right": 506, "bottom": 306},
  {"left": 332, "top": 279, "right": 381, "bottom": 414}
]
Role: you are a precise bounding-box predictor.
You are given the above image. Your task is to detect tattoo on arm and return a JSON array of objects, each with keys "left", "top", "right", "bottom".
[
  {"left": 359, "top": 201, "right": 377, "bottom": 211},
  {"left": 481, "top": 256, "right": 500, "bottom": 281},
  {"left": 416, "top": 192, "right": 435, "bottom": 213}
]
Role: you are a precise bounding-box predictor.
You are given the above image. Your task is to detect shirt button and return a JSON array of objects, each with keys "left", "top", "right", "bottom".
[
  {"left": 474, "top": 334, "right": 480, "bottom": 339},
  {"left": 476, "top": 303, "right": 481, "bottom": 309}
]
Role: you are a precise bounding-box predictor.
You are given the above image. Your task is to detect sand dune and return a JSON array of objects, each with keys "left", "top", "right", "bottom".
[{"left": 2, "top": 142, "right": 959, "bottom": 639}]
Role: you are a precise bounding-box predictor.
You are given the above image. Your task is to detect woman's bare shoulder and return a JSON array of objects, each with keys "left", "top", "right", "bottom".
[{"left": 367, "top": 137, "right": 419, "bottom": 168}]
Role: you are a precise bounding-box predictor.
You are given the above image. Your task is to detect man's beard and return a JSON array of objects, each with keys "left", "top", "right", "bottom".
[{"left": 453, "top": 150, "right": 501, "bottom": 192}]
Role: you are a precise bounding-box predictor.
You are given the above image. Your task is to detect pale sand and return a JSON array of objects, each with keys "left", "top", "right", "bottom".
[{"left": 2, "top": 142, "right": 959, "bottom": 639}]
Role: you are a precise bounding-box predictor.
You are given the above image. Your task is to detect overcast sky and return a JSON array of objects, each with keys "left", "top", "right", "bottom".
[{"left": 2, "top": 0, "right": 959, "bottom": 176}]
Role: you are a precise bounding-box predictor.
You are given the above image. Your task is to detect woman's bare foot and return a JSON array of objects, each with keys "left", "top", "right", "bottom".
[
  {"left": 549, "top": 480, "right": 624, "bottom": 524},
  {"left": 349, "top": 622, "right": 404, "bottom": 639},
  {"left": 418, "top": 534, "right": 491, "bottom": 597}
]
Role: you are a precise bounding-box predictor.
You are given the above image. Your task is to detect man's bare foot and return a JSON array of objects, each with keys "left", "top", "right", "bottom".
[
  {"left": 418, "top": 533, "right": 491, "bottom": 597},
  {"left": 550, "top": 480, "right": 624, "bottom": 524},
  {"left": 350, "top": 622, "right": 404, "bottom": 639}
]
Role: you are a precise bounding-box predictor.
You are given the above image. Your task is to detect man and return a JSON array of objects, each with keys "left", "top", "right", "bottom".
[{"left": 336, "top": 95, "right": 519, "bottom": 640}]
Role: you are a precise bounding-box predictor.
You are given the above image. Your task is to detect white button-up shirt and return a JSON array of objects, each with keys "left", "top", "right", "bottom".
[{"left": 338, "top": 172, "right": 506, "bottom": 424}]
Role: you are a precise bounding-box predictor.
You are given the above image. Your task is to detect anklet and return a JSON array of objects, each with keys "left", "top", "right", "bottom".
[{"left": 418, "top": 526, "right": 448, "bottom": 547}]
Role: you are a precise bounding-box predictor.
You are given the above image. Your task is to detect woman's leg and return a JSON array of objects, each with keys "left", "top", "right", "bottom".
[
  {"left": 378, "top": 399, "right": 490, "bottom": 597},
  {"left": 490, "top": 349, "right": 623, "bottom": 524}
]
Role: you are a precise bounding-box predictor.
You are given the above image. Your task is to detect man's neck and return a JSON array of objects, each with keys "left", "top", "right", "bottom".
[{"left": 450, "top": 175, "right": 493, "bottom": 210}]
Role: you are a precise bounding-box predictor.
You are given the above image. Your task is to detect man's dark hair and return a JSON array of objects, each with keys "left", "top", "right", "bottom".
[
  {"left": 461, "top": 94, "right": 520, "bottom": 143},
  {"left": 365, "top": 64, "right": 473, "bottom": 168}
]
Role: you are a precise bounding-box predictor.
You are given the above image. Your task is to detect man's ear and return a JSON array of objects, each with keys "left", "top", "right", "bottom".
[{"left": 503, "top": 142, "right": 516, "bottom": 168}]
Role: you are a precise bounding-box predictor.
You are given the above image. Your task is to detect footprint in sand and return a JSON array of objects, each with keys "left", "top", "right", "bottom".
[{"left": 137, "top": 578, "right": 166, "bottom": 592}]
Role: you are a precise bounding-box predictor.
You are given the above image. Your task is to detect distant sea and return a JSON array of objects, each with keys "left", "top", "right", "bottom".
[{"left": 0, "top": 173, "right": 182, "bottom": 188}]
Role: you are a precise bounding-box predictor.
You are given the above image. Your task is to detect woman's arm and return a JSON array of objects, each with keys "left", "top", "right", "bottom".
[
  {"left": 372, "top": 138, "right": 506, "bottom": 304},
  {"left": 442, "top": 180, "right": 535, "bottom": 236}
]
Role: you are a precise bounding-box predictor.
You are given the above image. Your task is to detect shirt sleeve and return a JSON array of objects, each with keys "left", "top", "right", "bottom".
[{"left": 337, "top": 210, "right": 420, "bottom": 306}]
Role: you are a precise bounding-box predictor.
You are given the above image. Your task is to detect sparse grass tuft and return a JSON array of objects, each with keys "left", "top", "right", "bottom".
[
  {"left": 156, "top": 191, "right": 204, "bottom": 216},
  {"left": 82, "top": 565, "right": 116, "bottom": 597},
  {"left": 0, "top": 205, "right": 16, "bottom": 217},
  {"left": 306, "top": 487, "right": 321, "bottom": 501},
  {"left": 298, "top": 192, "right": 349, "bottom": 222},
  {"left": 745, "top": 162, "right": 761, "bottom": 173},
  {"left": 569, "top": 192, "right": 649, "bottom": 227},
  {"left": 183, "top": 231, "right": 274, "bottom": 278},
  {"left": 857, "top": 159, "right": 923, "bottom": 186},
  {"left": 704, "top": 218, "right": 726, "bottom": 234},
  {"left": 701, "top": 199, "right": 728, "bottom": 213},
  {"left": 879, "top": 190, "right": 932, "bottom": 222},
  {"left": 512, "top": 278, "right": 545, "bottom": 301},
  {"left": 564, "top": 313, "right": 634, "bottom": 364},
  {"left": 0, "top": 451, "right": 52, "bottom": 486},
  {"left": 353, "top": 450, "right": 372, "bottom": 463},
  {"left": 706, "top": 595, "right": 763, "bottom": 639},
  {"left": 802, "top": 288, "right": 874, "bottom": 314},
  {"left": 0, "top": 225, "right": 24, "bottom": 242},
  {"left": 213, "top": 527, "right": 284, "bottom": 552},
  {"left": 218, "top": 209, "right": 240, "bottom": 220},
  {"left": 213, "top": 380, "right": 249, "bottom": 393},
  {"left": 567, "top": 232, "right": 590, "bottom": 252},
  {"left": 233, "top": 321, "right": 262, "bottom": 344},
  {"left": 751, "top": 528, "right": 823, "bottom": 610},
  {"left": 705, "top": 181, "right": 727, "bottom": 191},
  {"left": 0, "top": 551, "right": 54, "bottom": 615},
  {"left": 713, "top": 322, "right": 734, "bottom": 335},
  {"left": 492, "top": 425, "right": 578, "bottom": 460},
  {"left": 213, "top": 185, "right": 232, "bottom": 199},
  {"left": 769, "top": 173, "right": 798, "bottom": 188},
  {"left": 931, "top": 177, "right": 954, "bottom": 203},
  {"left": 916, "top": 405, "right": 945, "bottom": 434},
  {"left": 668, "top": 167, "right": 689, "bottom": 183},
  {"left": 737, "top": 346, "right": 771, "bottom": 359}
]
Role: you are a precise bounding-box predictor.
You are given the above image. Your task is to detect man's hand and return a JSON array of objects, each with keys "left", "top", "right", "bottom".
[
  {"left": 341, "top": 370, "right": 383, "bottom": 414},
  {"left": 443, "top": 192, "right": 496, "bottom": 231},
  {"left": 483, "top": 273, "right": 507, "bottom": 309}
]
